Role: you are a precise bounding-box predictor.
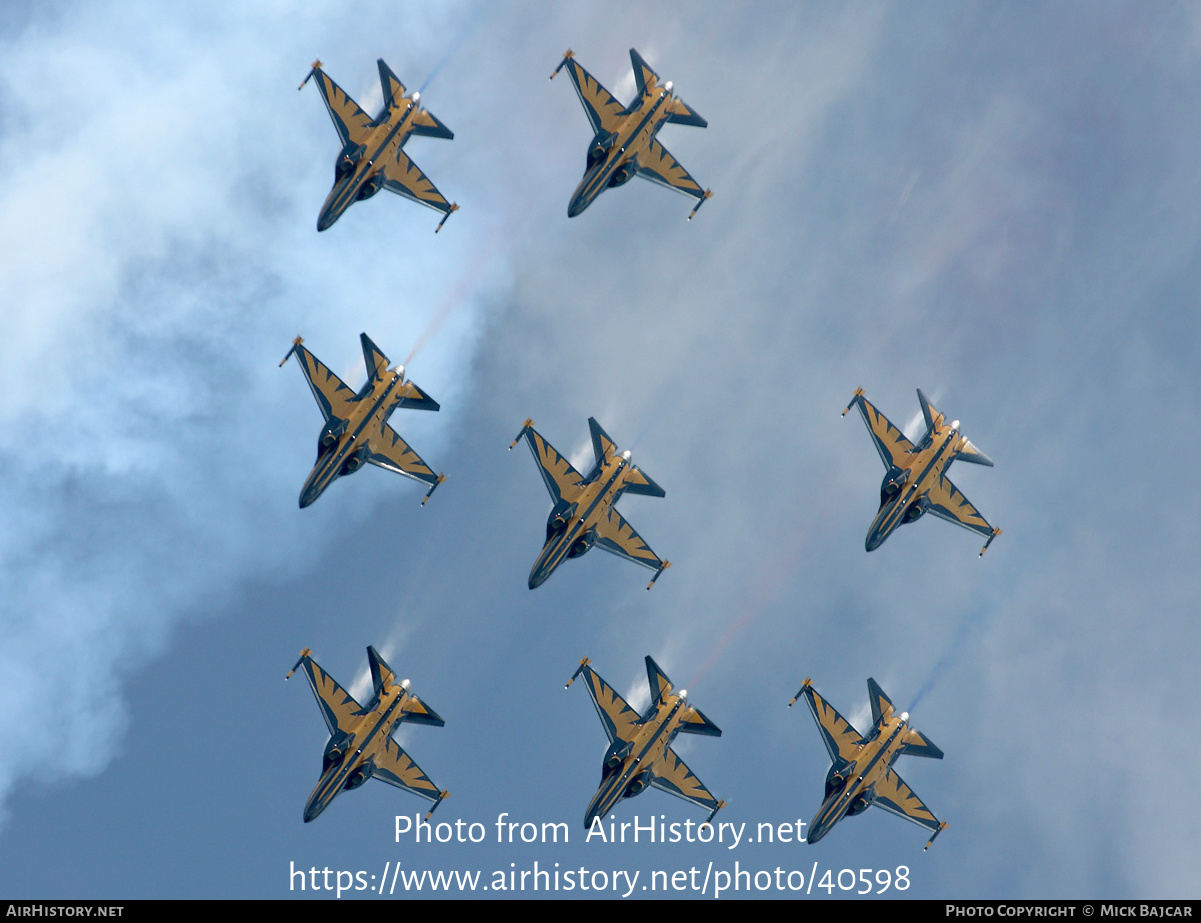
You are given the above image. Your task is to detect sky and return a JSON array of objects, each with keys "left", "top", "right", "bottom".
[{"left": 1, "top": 0, "right": 1200, "bottom": 901}]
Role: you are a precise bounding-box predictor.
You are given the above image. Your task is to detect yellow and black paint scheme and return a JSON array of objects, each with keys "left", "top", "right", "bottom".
[
  {"left": 510, "top": 417, "right": 670, "bottom": 590},
  {"left": 286, "top": 646, "right": 448, "bottom": 823},
  {"left": 566, "top": 656, "right": 725, "bottom": 829},
  {"left": 550, "top": 48, "right": 711, "bottom": 219},
  {"left": 300, "top": 58, "right": 458, "bottom": 232},
  {"left": 281, "top": 333, "right": 445, "bottom": 508},
  {"left": 789, "top": 677, "right": 947, "bottom": 849},
  {"left": 844, "top": 387, "right": 1001, "bottom": 554}
]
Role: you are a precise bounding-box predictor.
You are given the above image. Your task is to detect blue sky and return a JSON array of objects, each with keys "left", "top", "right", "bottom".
[{"left": 2, "top": 0, "right": 1200, "bottom": 900}]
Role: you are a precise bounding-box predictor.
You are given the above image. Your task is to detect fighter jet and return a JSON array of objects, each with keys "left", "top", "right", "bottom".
[
  {"left": 550, "top": 48, "right": 711, "bottom": 219},
  {"left": 287, "top": 646, "right": 448, "bottom": 823},
  {"left": 300, "top": 58, "right": 458, "bottom": 232},
  {"left": 843, "top": 388, "right": 1001, "bottom": 554},
  {"left": 509, "top": 417, "right": 670, "bottom": 589},
  {"left": 566, "top": 655, "right": 725, "bottom": 829},
  {"left": 790, "top": 677, "right": 947, "bottom": 849},
  {"left": 280, "top": 333, "right": 444, "bottom": 508}
]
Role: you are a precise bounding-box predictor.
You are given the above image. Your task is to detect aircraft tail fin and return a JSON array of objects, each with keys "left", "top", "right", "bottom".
[
  {"left": 377, "top": 59, "right": 407, "bottom": 110},
  {"left": 589, "top": 417, "right": 619, "bottom": 467},
  {"left": 630, "top": 48, "right": 659, "bottom": 96},
  {"left": 367, "top": 646, "right": 397, "bottom": 695},
  {"left": 645, "top": 655, "right": 674, "bottom": 705},
  {"left": 360, "top": 333, "right": 390, "bottom": 383},
  {"left": 899, "top": 727, "right": 944, "bottom": 760},
  {"left": 867, "top": 678, "right": 895, "bottom": 726},
  {"left": 917, "top": 389, "right": 944, "bottom": 436}
]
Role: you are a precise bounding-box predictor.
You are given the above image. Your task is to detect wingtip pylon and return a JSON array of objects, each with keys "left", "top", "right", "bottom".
[
  {"left": 565, "top": 656, "right": 591, "bottom": 689},
  {"left": 924, "top": 820, "right": 948, "bottom": 851},
  {"left": 424, "top": 790, "right": 450, "bottom": 821},
  {"left": 701, "top": 800, "right": 727, "bottom": 828},
  {"left": 787, "top": 677, "right": 812, "bottom": 707},
  {"left": 979, "top": 528, "right": 1001, "bottom": 556},
  {"left": 435, "top": 203, "right": 459, "bottom": 233},
  {"left": 286, "top": 647, "right": 312, "bottom": 680},
  {"left": 280, "top": 336, "right": 304, "bottom": 367},
  {"left": 842, "top": 387, "right": 864, "bottom": 416},
  {"left": 687, "top": 189, "right": 713, "bottom": 221},
  {"left": 550, "top": 49, "right": 574, "bottom": 79},
  {"left": 647, "top": 561, "right": 672, "bottom": 590},
  {"left": 509, "top": 418, "right": 534, "bottom": 450},
  {"left": 299, "top": 60, "right": 322, "bottom": 91},
  {"left": 421, "top": 473, "right": 446, "bottom": 507}
]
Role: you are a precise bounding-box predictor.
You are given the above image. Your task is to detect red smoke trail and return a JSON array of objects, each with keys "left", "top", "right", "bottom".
[
  {"left": 686, "top": 528, "right": 811, "bottom": 692},
  {"left": 402, "top": 240, "right": 497, "bottom": 369}
]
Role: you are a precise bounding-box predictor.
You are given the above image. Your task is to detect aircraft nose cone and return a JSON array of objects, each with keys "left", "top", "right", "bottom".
[{"left": 303, "top": 800, "right": 326, "bottom": 823}]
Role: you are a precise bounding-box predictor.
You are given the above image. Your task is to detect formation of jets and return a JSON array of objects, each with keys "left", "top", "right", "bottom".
[
  {"left": 844, "top": 387, "right": 1001, "bottom": 555},
  {"left": 551, "top": 48, "right": 712, "bottom": 219},
  {"left": 567, "top": 656, "right": 725, "bottom": 828},
  {"left": 273, "top": 48, "right": 992, "bottom": 849},
  {"left": 790, "top": 678, "right": 947, "bottom": 849},
  {"left": 510, "top": 417, "right": 670, "bottom": 589},
  {"left": 287, "top": 646, "right": 448, "bottom": 823},
  {"left": 280, "top": 332, "right": 444, "bottom": 508}
]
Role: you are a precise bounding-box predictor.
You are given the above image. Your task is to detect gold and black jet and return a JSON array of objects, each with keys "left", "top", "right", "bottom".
[
  {"left": 510, "top": 417, "right": 669, "bottom": 589},
  {"left": 567, "top": 656, "right": 725, "bottom": 830},
  {"left": 844, "top": 388, "right": 1001, "bottom": 554},
  {"left": 790, "top": 678, "right": 947, "bottom": 849},
  {"left": 300, "top": 58, "right": 458, "bottom": 231},
  {"left": 287, "top": 646, "right": 448, "bottom": 823},
  {"left": 550, "top": 48, "right": 711, "bottom": 219},
  {"left": 281, "top": 333, "right": 444, "bottom": 508}
]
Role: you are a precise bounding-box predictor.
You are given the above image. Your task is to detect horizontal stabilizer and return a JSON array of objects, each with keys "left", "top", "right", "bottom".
[
  {"left": 867, "top": 678, "right": 895, "bottom": 726},
  {"left": 899, "top": 727, "right": 944, "bottom": 760},
  {"left": 678, "top": 705, "right": 722, "bottom": 737}
]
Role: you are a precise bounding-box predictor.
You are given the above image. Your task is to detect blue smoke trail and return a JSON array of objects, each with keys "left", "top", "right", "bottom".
[
  {"left": 418, "top": 0, "right": 494, "bottom": 94},
  {"left": 908, "top": 599, "right": 994, "bottom": 713}
]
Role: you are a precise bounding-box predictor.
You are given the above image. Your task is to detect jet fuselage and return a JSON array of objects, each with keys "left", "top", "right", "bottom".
[
  {"left": 529, "top": 453, "right": 634, "bottom": 588},
  {"left": 585, "top": 690, "right": 690, "bottom": 828},
  {"left": 300, "top": 369, "right": 407, "bottom": 507},
  {"left": 806, "top": 712, "right": 911, "bottom": 844},
  {"left": 568, "top": 81, "right": 676, "bottom": 217},
  {"left": 866, "top": 419, "right": 970, "bottom": 551},
  {"left": 318, "top": 98, "right": 420, "bottom": 231},
  {"left": 304, "top": 680, "right": 414, "bottom": 823}
]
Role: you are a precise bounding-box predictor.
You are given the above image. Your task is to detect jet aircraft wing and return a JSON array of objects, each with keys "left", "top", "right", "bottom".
[
  {"left": 380, "top": 150, "right": 455, "bottom": 216},
  {"left": 306, "top": 64, "right": 374, "bottom": 149},
  {"left": 294, "top": 654, "right": 364, "bottom": 736},
  {"left": 845, "top": 389, "right": 916, "bottom": 469},
  {"left": 554, "top": 52, "right": 626, "bottom": 134},
  {"left": 636, "top": 139, "right": 706, "bottom": 200},
  {"left": 650, "top": 748, "right": 724, "bottom": 816},
  {"left": 373, "top": 736, "right": 444, "bottom": 804},
  {"left": 871, "top": 767, "right": 943, "bottom": 834},
  {"left": 924, "top": 475, "right": 994, "bottom": 539},
  {"left": 365, "top": 423, "right": 441, "bottom": 487},
  {"left": 518, "top": 425, "right": 586, "bottom": 506},
  {"left": 593, "top": 506, "right": 665, "bottom": 572},
  {"left": 289, "top": 341, "right": 358, "bottom": 424},
  {"left": 572, "top": 660, "right": 641, "bottom": 745},
  {"left": 798, "top": 680, "right": 863, "bottom": 765}
]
